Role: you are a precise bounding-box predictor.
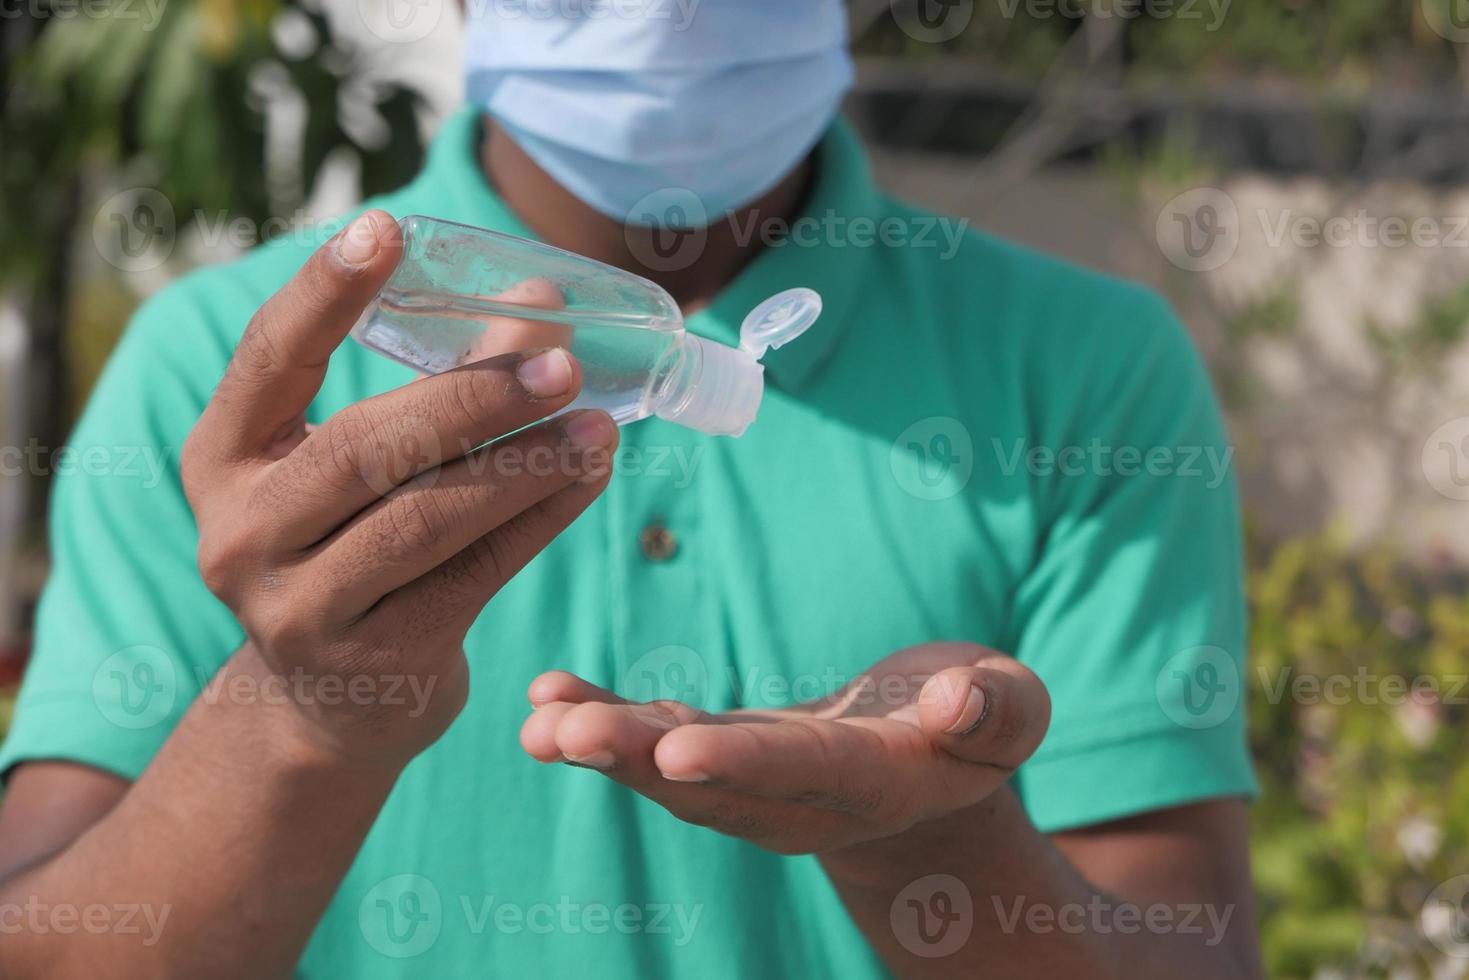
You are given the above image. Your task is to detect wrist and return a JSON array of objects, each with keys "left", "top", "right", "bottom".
[
  {"left": 217, "top": 644, "right": 424, "bottom": 778},
  {"left": 819, "top": 786, "right": 1026, "bottom": 889}
]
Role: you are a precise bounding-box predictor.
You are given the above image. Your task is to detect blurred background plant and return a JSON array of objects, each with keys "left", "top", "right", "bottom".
[
  {"left": 0, "top": 0, "right": 432, "bottom": 660},
  {"left": 6, "top": 1, "right": 1469, "bottom": 977},
  {"left": 1247, "top": 532, "right": 1469, "bottom": 976}
]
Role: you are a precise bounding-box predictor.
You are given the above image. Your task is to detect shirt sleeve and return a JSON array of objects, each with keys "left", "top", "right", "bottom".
[
  {"left": 1007, "top": 287, "right": 1257, "bottom": 833},
  {"left": 0, "top": 276, "right": 245, "bottom": 782}
]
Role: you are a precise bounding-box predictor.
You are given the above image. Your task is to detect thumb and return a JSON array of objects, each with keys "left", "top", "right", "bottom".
[
  {"left": 917, "top": 660, "right": 1051, "bottom": 769},
  {"left": 200, "top": 209, "right": 403, "bottom": 460}
]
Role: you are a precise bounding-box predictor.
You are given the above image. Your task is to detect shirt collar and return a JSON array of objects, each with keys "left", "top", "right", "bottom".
[{"left": 415, "top": 107, "right": 880, "bottom": 391}]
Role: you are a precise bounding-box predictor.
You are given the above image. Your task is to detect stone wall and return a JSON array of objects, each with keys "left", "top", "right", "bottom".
[{"left": 870, "top": 148, "right": 1469, "bottom": 564}]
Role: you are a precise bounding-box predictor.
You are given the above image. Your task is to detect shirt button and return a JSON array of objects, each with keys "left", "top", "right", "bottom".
[{"left": 639, "top": 523, "right": 678, "bottom": 562}]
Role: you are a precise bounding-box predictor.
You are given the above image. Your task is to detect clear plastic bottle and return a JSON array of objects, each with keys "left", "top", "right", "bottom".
[{"left": 351, "top": 215, "right": 822, "bottom": 437}]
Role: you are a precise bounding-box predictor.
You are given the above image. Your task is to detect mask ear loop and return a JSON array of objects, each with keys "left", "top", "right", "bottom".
[{"left": 739, "top": 288, "right": 823, "bottom": 361}]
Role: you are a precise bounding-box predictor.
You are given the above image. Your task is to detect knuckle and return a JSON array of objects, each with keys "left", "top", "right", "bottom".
[
  {"left": 441, "top": 367, "right": 512, "bottom": 431},
  {"left": 457, "top": 534, "right": 509, "bottom": 588},
  {"left": 254, "top": 603, "right": 324, "bottom": 654},
  {"left": 319, "top": 408, "right": 384, "bottom": 489},
  {"left": 477, "top": 508, "right": 541, "bottom": 575},
  {"left": 384, "top": 489, "right": 453, "bottom": 552},
  {"left": 197, "top": 534, "right": 248, "bottom": 599},
  {"left": 229, "top": 313, "right": 287, "bottom": 385},
  {"left": 420, "top": 499, "right": 546, "bottom": 605}
]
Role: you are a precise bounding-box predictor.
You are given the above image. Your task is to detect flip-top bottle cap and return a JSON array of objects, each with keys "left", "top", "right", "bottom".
[
  {"left": 739, "top": 288, "right": 823, "bottom": 358},
  {"left": 655, "top": 289, "right": 823, "bottom": 438}
]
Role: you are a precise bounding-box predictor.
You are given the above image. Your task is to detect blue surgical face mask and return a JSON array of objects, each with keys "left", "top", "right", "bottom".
[{"left": 464, "top": 1, "right": 855, "bottom": 224}]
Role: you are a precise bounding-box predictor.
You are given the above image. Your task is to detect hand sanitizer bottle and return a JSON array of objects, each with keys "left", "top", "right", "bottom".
[{"left": 350, "top": 215, "right": 822, "bottom": 437}]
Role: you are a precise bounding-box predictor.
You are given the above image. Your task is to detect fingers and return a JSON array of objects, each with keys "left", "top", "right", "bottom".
[
  {"left": 521, "top": 693, "right": 843, "bottom": 852},
  {"left": 464, "top": 277, "right": 573, "bottom": 364},
  {"left": 300, "top": 409, "right": 617, "bottom": 613},
  {"left": 365, "top": 455, "right": 614, "bottom": 640},
  {"left": 259, "top": 347, "right": 585, "bottom": 549},
  {"left": 552, "top": 699, "right": 704, "bottom": 770},
  {"left": 519, "top": 701, "right": 579, "bottom": 763},
  {"left": 526, "top": 671, "right": 628, "bottom": 709},
  {"left": 198, "top": 210, "right": 403, "bottom": 463},
  {"left": 517, "top": 669, "right": 908, "bottom": 823},
  {"left": 916, "top": 658, "right": 1051, "bottom": 769},
  {"left": 653, "top": 716, "right": 929, "bottom": 817}
]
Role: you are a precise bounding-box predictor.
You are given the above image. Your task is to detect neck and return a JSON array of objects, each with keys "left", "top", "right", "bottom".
[{"left": 479, "top": 115, "right": 814, "bottom": 313}]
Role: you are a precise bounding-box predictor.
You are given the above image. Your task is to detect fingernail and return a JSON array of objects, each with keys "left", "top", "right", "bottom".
[
  {"left": 564, "top": 410, "right": 616, "bottom": 451},
  {"left": 516, "top": 348, "right": 573, "bottom": 398},
  {"left": 564, "top": 751, "right": 614, "bottom": 771},
  {"left": 660, "top": 769, "right": 710, "bottom": 783},
  {"left": 944, "top": 683, "right": 988, "bottom": 736},
  {"left": 338, "top": 212, "right": 383, "bottom": 266}
]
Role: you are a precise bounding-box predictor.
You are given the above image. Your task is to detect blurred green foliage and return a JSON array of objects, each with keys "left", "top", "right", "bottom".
[
  {"left": 0, "top": 0, "right": 427, "bottom": 295},
  {"left": 1249, "top": 533, "right": 1469, "bottom": 977},
  {"left": 864, "top": 0, "right": 1462, "bottom": 86}
]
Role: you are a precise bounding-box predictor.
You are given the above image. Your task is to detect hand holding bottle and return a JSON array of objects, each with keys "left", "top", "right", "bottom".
[
  {"left": 181, "top": 210, "right": 619, "bottom": 766},
  {"left": 351, "top": 214, "right": 822, "bottom": 437}
]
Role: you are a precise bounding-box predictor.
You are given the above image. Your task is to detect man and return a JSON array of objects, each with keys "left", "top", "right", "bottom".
[{"left": 0, "top": 3, "right": 1261, "bottom": 977}]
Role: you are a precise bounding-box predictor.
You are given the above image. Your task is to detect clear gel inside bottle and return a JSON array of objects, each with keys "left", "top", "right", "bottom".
[{"left": 350, "top": 215, "right": 822, "bottom": 437}]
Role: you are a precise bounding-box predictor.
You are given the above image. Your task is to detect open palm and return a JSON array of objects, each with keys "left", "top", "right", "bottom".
[{"left": 520, "top": 642, "right": 1051, "bottom": 855}]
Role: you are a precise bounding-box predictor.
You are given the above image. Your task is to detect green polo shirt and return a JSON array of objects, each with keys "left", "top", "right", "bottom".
[{"left": 1, "top": 107, "right": 1255, "bottom": 977}]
